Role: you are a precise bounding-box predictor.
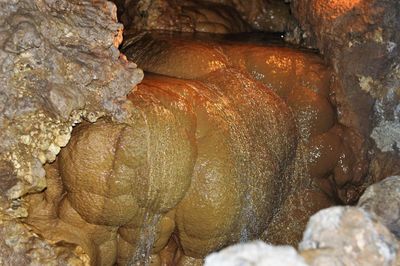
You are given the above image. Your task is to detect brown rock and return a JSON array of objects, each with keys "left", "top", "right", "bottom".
[
  {"left": 290, "top": 0, "right": 400, "bottom": 187},
  {"left": 26, "top": 70, "right": 297, "bottom": 264}
]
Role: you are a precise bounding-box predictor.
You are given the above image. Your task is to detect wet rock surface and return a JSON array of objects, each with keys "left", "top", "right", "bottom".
[
  {"left": 1, "top": 0, "right": 398, "bottom": 264},
  {"left": 26, "top": 69, "right": 297, "bottom": 265},
  {"left": 123, "top": 32, "right": 365, "bottom": 245},
  {"left": 289, "top": 0, "right": 400, "bottom": 184}
]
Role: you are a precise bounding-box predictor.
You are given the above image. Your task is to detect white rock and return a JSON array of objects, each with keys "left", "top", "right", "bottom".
[
  {"left": 299, "top": 206, "right": 399, "bottom": 266},
  {"left": 205, "top": 240, "right": 309, "bottom": 266}
]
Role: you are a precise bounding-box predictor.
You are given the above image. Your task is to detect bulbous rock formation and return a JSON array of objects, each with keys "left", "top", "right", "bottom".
[
  {"left": 123, "top": 32, "right": 362, "bottom": 245},
  {"left": 24, "top": 30, "right": 363, "bottom": 265},
  {"left": 26, "top": 69, "right": 297, "bottom": 265}
]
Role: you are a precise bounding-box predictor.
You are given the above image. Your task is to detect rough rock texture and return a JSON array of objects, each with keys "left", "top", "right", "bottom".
[
  {"left": 206, "top": 0, "right": 296, "bottom": 32},
  {"left": 0, "top": 0, "right": 143, "bottom": 204},
  {"left": 299, "top": 207, "right": 399, "bottom": 266},
  {"left": 113, "top": 0, "right": 295, "bottom": 34},
  {"left": 358, "top": 175, "right": 400, "bottom": 238},
  {"left": 114, "top": 0, "right": 251, "bottom": 34},
  {"left": 0, "top": 218, "right": 89, "bottom": 265},
  {"left": 0, "top": 0, "right": 143, "bottom": 263},
  {"left": 289, "top": 0, "right": 400, "bottom": 184},
  {"left": 204, "top": 205, "right": 400, "bottom": 266},
  {"left": 204, "top": 240, "right": 308, "bottom": 266}
]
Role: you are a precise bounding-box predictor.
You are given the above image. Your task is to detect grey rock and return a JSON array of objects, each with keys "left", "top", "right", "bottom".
[
  {"left": 0, "top": 0, "right": 143, "bottom": 264},
  {"left": 0, "top": 0, "right": 143, "bottom": 202},
  {"left": 205, "top": 240, "right": 309, "bottom": 266},
  {"left": 358, "top": 176, "right": 400, "bottom": 238},
  {"left": 299, "top": 206, "right": 399, "bottom": 266}
]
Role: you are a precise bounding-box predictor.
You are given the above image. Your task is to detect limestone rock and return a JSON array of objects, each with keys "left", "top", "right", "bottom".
[
  {"left": 0, "top": 218, "right": 89, "bottom": 266},
  {"left": 116, "top": 0, "right": 251, "bottom": 34},
  {"left": 0, "top": 0, "right": 142, "bottom": 263},
  {"left": 113, "top": 0, "right": 295, "bottom": 34},
  {"left": 358, "top": 175, "right": 400, "bottom": 238},
  {"left": 299, "top": 206, "right": 399, "bottom": 266},
  {"left": 25, "top": 69, "right": 298, "bottom": 264},
  {"left": 290, "top": 0, "right": 400, "bottom": 184},
  {"left": 205, "top": 240, "right": 308, "bottom": 266},
  {"left": 0, "top": 0, "right": 143, "bottom": 202},
  {"left": 208, "top": 0, "right": 296, "bottom": 32}
]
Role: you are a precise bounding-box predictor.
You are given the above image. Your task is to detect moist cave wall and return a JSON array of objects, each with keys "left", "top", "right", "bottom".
[{"left": 0, "top": 0, "right": 399, "bottom": 265}]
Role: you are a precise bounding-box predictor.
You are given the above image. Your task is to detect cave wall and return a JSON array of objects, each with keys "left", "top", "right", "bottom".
[
  {"left": 114, "top": 0, "right": 295, "bottom": 34},
  {"left": 1, "top": 0, "right": 400, "bottom": 264},
  {"left": 289, "top": 0, "right": 400, "bottom": 183},
  {"left": 0, "top": 0, "right": 142, "bottom": 263}
]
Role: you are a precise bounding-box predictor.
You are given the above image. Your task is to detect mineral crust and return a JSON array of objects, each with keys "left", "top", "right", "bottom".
[{"left": 0, "top": 0, "right": 143, "bottom": 263}]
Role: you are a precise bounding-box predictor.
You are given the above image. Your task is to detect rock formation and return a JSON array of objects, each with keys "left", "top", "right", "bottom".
[
  {"left": 358, "top": 175, "right": 400, "bottom": 238},
  {"left": 206, "top": 175, "right": 400, "bottom": 266},
  {"left": 1, "top": 0, "right": 399, "bottom": 265},
  {"left": 113, "top": 0, "right": 295, "bottom": 34},
  {"left": 123, "top": 32, "right": 360, "bottom": 245},
  {"left": 0, "top": 0, "right": 142, "bottom": 264},
  {"left": 205, "top": 240, "right": 308, "bottom": 266},
  {"left": 288, "top": 0, "right": 400, "bottom": 184},
  {"left": 25, "top": 69, "right": 297, "bottom": 265},
  {"left": 299, "top": 207, "right": 399, "bottom": 266}
]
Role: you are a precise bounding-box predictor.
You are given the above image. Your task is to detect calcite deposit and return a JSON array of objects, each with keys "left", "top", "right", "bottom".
[
  {"left": 205, "top": 176, "right": 400, "bottom": 266},
  {"left": 0, "top": 0, "right": 142, "bottom": 264},
  {"left": 113, "top": 0, "right": 295, "bottom": 34},
  {"left": 1, "top": 0, "right": 398, "bottom": 265},
  {"left": 207, "top": 0, "right": 296, "bottom": 32},
  {"left": 25, "top": 69, "right": 297, "bottom": 265},
  {"left": 114, "top": 0, "right": 251, "bottom": 34},
  {"left": 289, "top": 0, "right": 400, "bottom": 183},
  {"left": 123, "top": 32, "right": 362, "bottom": 244}
]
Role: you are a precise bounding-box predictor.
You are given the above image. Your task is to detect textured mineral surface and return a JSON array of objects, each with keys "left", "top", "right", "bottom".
[
  {"left": 123, "top": 32, "right": 365, "bottom": 245},
  {"left": 25, "top": 68, "right": 298, "bottom": 265},
  {"left": 2, "top": 0, "right": 399, "bottom": 264},
  {"left": 0, "top": 0, "right": 143, "bottom": 264},
  {"left": 358, "top": 175, "right": 400, "bottom": 238},
  {"left": 205, "top": 240, "right": 308, "bottom": 266},
  {"left": 0, "top": 0, "right": 143, "bottom": 203},
  {"left": 205, "top": 204, "right": 400, "bottom": 266},
  {"left": 0, "top": 218, "right": 90, "bottom": 265},
  {"left": 113, "top": 0, "right": 295, "bottom": 34},
  {"left": 289, "top": 0, "right": 400, "bottom": 183},
  {"left": 299, "top": 207, "right": 399, "bottom": 266}
]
